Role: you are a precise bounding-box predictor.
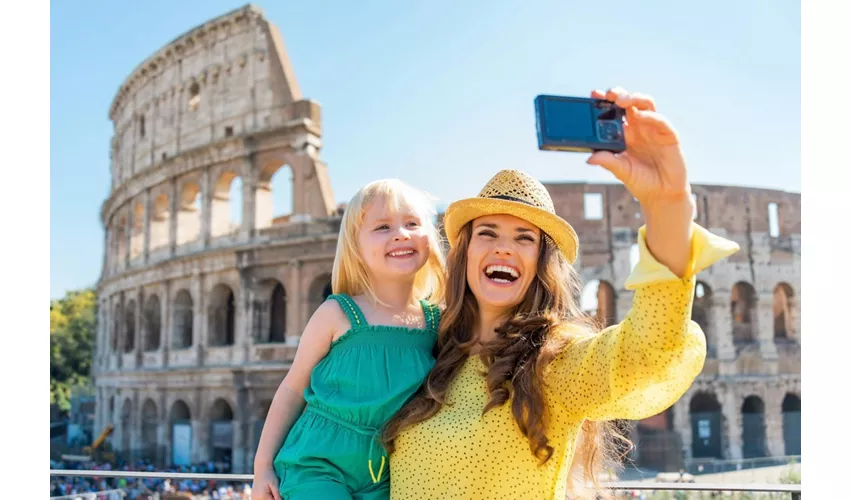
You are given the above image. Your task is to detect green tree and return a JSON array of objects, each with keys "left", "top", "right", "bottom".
[{"left": 50, "top": 288, "right": 97, "bottom": 412}]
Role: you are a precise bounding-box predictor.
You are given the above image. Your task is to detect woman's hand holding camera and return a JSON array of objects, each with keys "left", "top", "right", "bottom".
[{"left": 586, "top": 87, "right": 695, "bottom": 277}]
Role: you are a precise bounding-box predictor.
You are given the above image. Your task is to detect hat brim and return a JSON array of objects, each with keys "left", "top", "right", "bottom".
[{"left": 443, "top": 197, "right": 579, "bottom": 263}]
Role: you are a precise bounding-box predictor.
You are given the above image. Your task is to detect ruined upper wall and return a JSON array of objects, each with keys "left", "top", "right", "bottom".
[
  {"left": 545, "top": 182, "right": 800, "bottom": 291},
  {"left": 546, "top": 182, "right": 799, "bottom": 241},
  {"left": 107, "top": 4, "right": 305, "bottom": 189}
]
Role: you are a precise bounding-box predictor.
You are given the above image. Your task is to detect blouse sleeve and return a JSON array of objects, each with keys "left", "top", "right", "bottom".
[{"left": 543, "top": 223, "right": 739, "bottom": 421}]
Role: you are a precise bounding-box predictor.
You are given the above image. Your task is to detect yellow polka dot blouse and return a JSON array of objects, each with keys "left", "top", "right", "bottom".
[{"left": 389, "top": 223, "right": 739, "bottom": 499}]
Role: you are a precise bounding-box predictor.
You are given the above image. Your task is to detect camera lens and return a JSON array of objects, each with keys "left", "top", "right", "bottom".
[{"left": 597, "top": 121, "right": 622, "bottom": 142}]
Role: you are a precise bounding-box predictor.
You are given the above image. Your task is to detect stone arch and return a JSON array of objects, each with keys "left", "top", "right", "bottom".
[
  {"left": 580, "top": 279, "right": 617, "bottom": 327},
  {"left": 255, "top": 163, "right": 294, "bottom": 229},
  {"left": 169, "top": 400, "right": 191, "bottom": 422},
  {"left": 692, "top": 281, "right": 713, "bottom": 350},
  {"left": 115, "top": 215, "right": 127, "bottom": 264},
  {"left": 140, "top": 398, "right": 158, "bottom": 461},
  {"left": 689, "top": 392, "right": 723, "bottom": 459},
  {"left": 143, "top": 294, "right": 162, "bottom": 352},
  {"left": 177, "top": 181, "right": 201, "bottom": 246},
  {"left": 169, "top": 400, "right": 192, "bottom": 466},
  {"left": 106, "top": 222, "right": 115, "bottom": 269},
  {"left": 270, "top": 282, "right": 286, "bottom": 342},
  {"left": 773, "top": 283, "right": 796, "bottom": 341},
  {"left": 172, "top": 289, "right": 194, "bottom": 349},
  {"left": 308, "top": 273, "right": 333, "bottom": 317},
  {"left": 208, "top": 284, "right": 236, "bottom": 346},
  {"left": 255, "top": 279, "right": 286, "bottom": 343},
  {"left": 124, "top": 299, "right": 136, "bottom": 353},
  {"left": 120, "top": 397, "right": 133, "bottom": 453},
  {"left": 130, "top": 202, "right": 145, "bottom": 260},
  {"left": 211, "top": 170, "right": 243, "bottom": 238},
  {"left": 150, "top": 193, "right": 170, "bottom": 250},
  {"left": 188, "top": 81, "right": 201, "bottom": 111},
  {"left": 209, "top": 398, "right": 234, "bottom": 465},
  {"left": 731, "top": 282, "right": 757, "bottom": 344},
  {"left": 741, "top": 395, "right": 767, "bottom": 458},
  {"left": 111, "top": 301, "right": 121, "bottom": 352},
  {"left": 782, "top": 393, "right": 801, "bottom": 456}
]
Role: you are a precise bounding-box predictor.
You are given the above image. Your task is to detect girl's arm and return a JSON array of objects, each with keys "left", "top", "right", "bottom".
[{"left": 252, "top": 300, "right": 347, "bottom": 473}]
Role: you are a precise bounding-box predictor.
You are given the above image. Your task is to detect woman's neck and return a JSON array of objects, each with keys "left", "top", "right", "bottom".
[{"left": 472, "top": 304, "right": 509, "bottom": 352}]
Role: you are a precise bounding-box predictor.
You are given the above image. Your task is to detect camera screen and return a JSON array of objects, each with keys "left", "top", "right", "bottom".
[{"left": 542, "top": 99, "right": 594, "bottom": 139}]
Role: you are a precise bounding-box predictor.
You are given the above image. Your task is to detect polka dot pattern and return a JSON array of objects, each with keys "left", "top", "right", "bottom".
[{"left": 389, "top": 224, "right": 739, "bottom": 500}]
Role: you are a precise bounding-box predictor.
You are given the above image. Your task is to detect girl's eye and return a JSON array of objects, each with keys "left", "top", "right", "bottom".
[
  {"left": 407, "top": 221, "right": 420, "bottom": 228},
  {"left": 375, "top": 224, "right": 389, "bottom": 231}
]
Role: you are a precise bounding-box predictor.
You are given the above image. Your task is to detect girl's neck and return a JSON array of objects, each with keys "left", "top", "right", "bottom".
[{"left": 366, "top": 278, "right": 418, "bottom": 311}]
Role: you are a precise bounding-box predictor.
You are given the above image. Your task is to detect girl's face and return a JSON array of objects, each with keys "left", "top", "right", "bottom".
[
  {"left": 358, "top": 195, "right": 431, "bottom": 282},
  {"left": 465, "top": 214, "right": 541, "bottom": 314}
]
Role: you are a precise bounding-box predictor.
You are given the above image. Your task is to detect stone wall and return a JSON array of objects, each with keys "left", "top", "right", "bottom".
[{"left": 546, "top": 181, "right": 801, "bottom": 469}]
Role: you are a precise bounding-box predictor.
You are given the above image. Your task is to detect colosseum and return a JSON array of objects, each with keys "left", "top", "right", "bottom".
[{"left": 92, "top": 4, "right": 800, "bottom": 475}]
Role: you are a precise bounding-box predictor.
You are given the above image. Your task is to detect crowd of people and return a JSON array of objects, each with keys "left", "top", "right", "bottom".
[{"left": 49, "top": 458, "right": 252, "bottom": 499}]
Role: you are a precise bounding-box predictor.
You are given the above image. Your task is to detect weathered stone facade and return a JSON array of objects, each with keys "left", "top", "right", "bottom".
[
  {"left": 93, "top": 5, "right": 339, "bottom": 473},
  {"left": 94, "top": 5, "right": 800, "bottom": 475},
  {"left": 544, "top": 182, "right": 801, "bottom": 471}
]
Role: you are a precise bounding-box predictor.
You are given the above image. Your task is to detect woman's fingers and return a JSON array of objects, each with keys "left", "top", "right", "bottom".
[
  {"left": 605, "top": 87, "right": 628, "bottom": 103},
  {"left": 587, "top": 150, "right": 632, "bottom": 185},
  {"left": 592, "top": 87, "right": 657, "bottom": 112},
  {"left": 616, "top": 92, "right": 657, "bottom": 112},
  {"left": 629, "top": 108, "right": 680, "bottom": 146}
]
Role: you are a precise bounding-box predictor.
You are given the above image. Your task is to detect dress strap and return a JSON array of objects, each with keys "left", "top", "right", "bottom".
[
  {"left": 420, "top": 300, "right": 441, "bottom": 332},
  {"left": 328, "top": 294, "right": 369, "bottom": 328}
]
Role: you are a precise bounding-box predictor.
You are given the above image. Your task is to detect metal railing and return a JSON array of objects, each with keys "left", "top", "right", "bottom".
[
  {"left": 50, "top": 489, "right": 127, "bottom": 500},
  {"left": 683, "top": 455, "right": 801, "bottom": 476},
  {"left": 50, "top": 469, "right": 802, "bottom": 499}
]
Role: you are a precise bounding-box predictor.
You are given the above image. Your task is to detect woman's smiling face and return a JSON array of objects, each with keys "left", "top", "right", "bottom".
[{"left": 465, "top": 214, "right": 541, "bottom": 313}]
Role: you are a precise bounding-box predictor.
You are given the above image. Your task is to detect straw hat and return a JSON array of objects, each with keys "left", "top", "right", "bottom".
[{"left": 443, "top": 169, "right": 579, "bottom": 263}]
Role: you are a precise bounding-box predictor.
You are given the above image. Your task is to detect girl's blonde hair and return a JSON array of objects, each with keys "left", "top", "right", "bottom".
[{"left": 331, "top": 179, "right": 447, "bottom": 306}]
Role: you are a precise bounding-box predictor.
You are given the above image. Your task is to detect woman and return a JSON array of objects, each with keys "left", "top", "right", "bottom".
[{"left": 382, "top": 88, "right": 740, "bottom": 499}]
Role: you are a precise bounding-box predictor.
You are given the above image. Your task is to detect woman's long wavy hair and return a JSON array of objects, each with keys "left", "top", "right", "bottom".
[{"left": 383, "top": 221, "right": 632, "bottom": 497}]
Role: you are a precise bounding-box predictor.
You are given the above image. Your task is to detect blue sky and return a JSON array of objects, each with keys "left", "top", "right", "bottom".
[{"left": 50, "top": 0, "right": 800, "bottom": 299}]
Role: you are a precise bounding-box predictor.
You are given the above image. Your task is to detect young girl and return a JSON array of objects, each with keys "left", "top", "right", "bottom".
[{"left": 251, "top": 179, "right": 446, "bottom": 500}]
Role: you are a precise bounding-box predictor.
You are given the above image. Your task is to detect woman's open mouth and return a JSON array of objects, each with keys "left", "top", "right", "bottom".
[{"left": 484, "top": 264, "right": 520, "bottom": 285}]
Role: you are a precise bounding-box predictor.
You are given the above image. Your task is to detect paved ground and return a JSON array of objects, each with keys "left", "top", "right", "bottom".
[{"left": 617, "top": 463, "right": 801, "bottom": 484}]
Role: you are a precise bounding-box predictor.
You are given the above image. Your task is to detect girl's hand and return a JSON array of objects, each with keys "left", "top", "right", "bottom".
[{"left": 251, "top": 466, "right": 282, "bottom": 500}]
